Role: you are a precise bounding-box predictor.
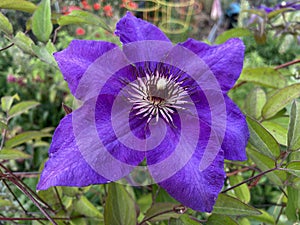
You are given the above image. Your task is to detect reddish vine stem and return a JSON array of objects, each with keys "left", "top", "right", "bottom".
[
  {"left": 8, "top": 177, "right": 58, "bottom": 225},
  {"left": 222, "top": 167, "right": 278, "bottom": 193},
  {"left": 0, "top": 217, "right": 76, "bottom": 221},
  {"left": 274, "top": 58, "right": 300, "bottom": 70},
  {"left": 226, "top": 167, "right": 253, "bottom": 177},
  {"left": 2, "top": 179, "right": 28, "bottom": 214},
  {"left": 0, "top": 164, "right": 54, "bottom": 213}
]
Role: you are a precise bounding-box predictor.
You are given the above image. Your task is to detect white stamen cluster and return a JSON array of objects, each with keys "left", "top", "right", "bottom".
[{"left": 127, "top": 69, "right": 188, "bottom": 124}]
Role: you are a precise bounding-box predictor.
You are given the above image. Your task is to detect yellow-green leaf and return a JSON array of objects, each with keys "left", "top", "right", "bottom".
[
  {"left": 262, "top": 83, "right": 300, "bottom": 119},
  {"left": 262, "top": 121, "right": 287, "bottom": 146},
  {"left": 104, "top": 183, "right": 136, "bottom": 225},
  {"left": 213, "top": 194, "right": 261, "bottom": 216},
  {"left": 239, "top": 67, "right": 286, "bottom": 88},
  {"left": 8, "top": 101, "right": 39, "bottom": 119},
  {"left": 229, "top": 175, "right": 251, "bottom": 203},
  {"left": 215, "top": 28, "right": 251, "bottom": 44},
  {"left": 5, "top": 131, "right": 51, "bottom": 148},
  {"left": 32, "top": 0, "right": 52, "bottom": 43},
  {"left": 74, "top": 195, "right": 103, "bottom": 219},
  {"left": 0, "top": 0, "right": 37, "bottom": 13},
  {"left": 244, "top": 87, "right": 266, "bottom": 119},
  {"left": 288, "top": 101, "right": 300, "bottom": 151},
  {"left": 247, "top": 116, "right": 280, "bottom": 159},
  {"left": 58, "top": 10, "right": 112, "bottom": 33},
  {"left": 0, "top": 12, "right": 13, "bottom": 35},
  {"left": 0, "top": 148, "right": 31, "bottom": 160},
  {"left": 247, "top": 147, "right": 285, "bottom": 185},
  {"left": 248, "top": 209, "right": 275, "bottom": 224},
  {"left": 268, "top": 8, "right": 294, "bottom": 19},
  {"left": 13, "top": 31, "right": 35, "bottom": 55},
  {"left": 207, "top": 214, "right": 238, "bottom": 225},
  {"left": 1, "top": 96, "right": 14, "bottom": 112},
  {"left": 286, "top": 186, "right": 300, "bottom": 221}
]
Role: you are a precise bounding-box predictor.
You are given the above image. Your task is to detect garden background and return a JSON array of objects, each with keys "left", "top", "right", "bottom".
[{"left": 0, "top": 0, "right": 300, "bottom": 224}]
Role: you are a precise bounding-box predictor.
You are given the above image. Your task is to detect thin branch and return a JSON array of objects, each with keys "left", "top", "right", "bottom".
[
  {"left": 0, "top": 164, "right": 56, "bottom": 215},
  {"left": 232, "top": 81, "right": 247, "bottom": 90},
  {"left": 274, "top": 59, "right": 300, "bottom": 70},
  {"left": 226, "top": 167, "right": 254, "bottom": 177},
  {"left": 0, "top": 217, "right": 75, "bottom": 221},
  {"left": 52, "top": 26, "right": 61, "bottom": 44},
  {"left": 2, "top": 179, "right": 28, "bottom": 214},
  {"left": 8, "top": 177, "right": 58, "bottom": 225},
  {"left": 54, "top": 187, "right": 67, "bottom": 214},
  {"left": 0, "top": 43, "right": 14, "bottom": 52},
  {"left": 222, "top": 167, "right": 278, "bottom": 193},
  {"left": 138, "top": 209, "right": 174, "bottom": 225}
]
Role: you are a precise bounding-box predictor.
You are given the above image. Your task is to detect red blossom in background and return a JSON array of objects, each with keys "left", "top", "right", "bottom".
[
  {"left": 121, "top": 0, "right": 138, "bottom": 9},
  {"left": 76, "top": 27, "right": 86, "bottom": 36},
  {"left": 7, "top": 74, "right": 17, "bottom": 83},
  {"left": 62, "top": 5, "right": 81, "bottom": 15},
  {"left": 93, "top": 2, "right": 101, "bottom": 11},
  {"left": 103, "top": 4, "right": 113, "bottom": 17},
  {"left": 81, "top": 0, "right": 92, "bottom": 10}
]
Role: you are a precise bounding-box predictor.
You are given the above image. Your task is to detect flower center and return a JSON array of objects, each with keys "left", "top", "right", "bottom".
[{"left": 127, "top": 68, "right": 189, "bottom": 125}]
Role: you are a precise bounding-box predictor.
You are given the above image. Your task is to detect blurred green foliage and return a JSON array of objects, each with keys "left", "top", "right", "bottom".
[{"left": 0, "top": 0, "right": 300, "bottom": 224}]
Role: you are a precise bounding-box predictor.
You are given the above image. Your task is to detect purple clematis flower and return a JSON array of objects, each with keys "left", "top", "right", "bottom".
[
  {"left": 258, "top": 1, "right": 300, "bottom": 13},
  {"left": 37, "top": 12, "right": 249, "bottom": 212}
]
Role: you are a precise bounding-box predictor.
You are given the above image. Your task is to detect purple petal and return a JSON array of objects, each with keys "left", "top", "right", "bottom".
[
  {"left": 148, "top": 120, "right": 225, "bottom": 212},
  {"left": 37, "top": 114, "right": 109, "bottom": 190},
  {"left": 54, "top": 40, "right": 117, "bottom": 96},
  {"left": 222, "top": 95, "right": 249, "bottom": 161},
  {"left": 179, "top": 38, "right": 245, "bottom": 92},
  {"left": 115, "top": 12, "right": 170, "bottom": 44}
]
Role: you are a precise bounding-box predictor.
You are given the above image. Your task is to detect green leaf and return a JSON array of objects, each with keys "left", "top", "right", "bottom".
[
  {"left": 285, "top": 161, "right": 300, "bottom": 178},
  {"left": 5, "top": 131, "right": 51, "bottom": 148},
  {"left": 0, "top": 121, "right": 7, "bottom": 130},
  {"left": 38, "top": 187, "right": 62, "bottom": 208},
  {"left": 142, "top": 203, "right": 181, "bottom": 222},
  {"left": 58, "top": 10, "right": 112, "bottom": 33},
  {"left": 268, "top": 8, "right": 295, "bottom": 19},
  {"left": 288, "top": 101, "right": 300, "bottom": 151},
  {"left": 262, "top": 83, "right": 300, "bottom": 119},
  {"left": 179, "top": 214, "right": 200, "bottom": 225},
  {"left": 239, "top": 67, "right": 286, "bottom": 89},
  {"left": 137, "top": 193, "right": 152, "bottom": 214},
  {"left": 8, "top": 101, "right": 39, "bottom": 119},
  {"left": 262, "top": 121, "right": 287, "bottom": 146},
  {"left": 0, "top": 12, "right": 13, "bottom": 35},
  {"left": 32, "top": 45, "right": 57, "bottom": 66},
  {"left": 13, "top": 31, "right": 35, "bottom": 55},
  {"left": 244, "top": 87, "right": 266, "bottom": 119},
  {"left": 248, "top": 210, "right": 275, "bottom": 224},
  {"left": 169, "top": 218, "right": 185, "bottom": 225},
  {"left": 0, "top": 0, "right": 37, "bottom": 13},
  {"left": 247, "top": 147, "right": 285, "bottom": 185},
  {"left": 229, "top": 175, "right": 250, "bottom": 203},
  {"left": 206, "top": 214, "right": 238, "bottom": 225},
  {"left": 1, "top": 96, "right": 14, "bottom": 112},
  {"left": 242, "top": 9, "right": 266, "bottom": 17},
  {"left": 286, "top": 186, "right": 300, "bottom": 221},
  {"left": 213, "top": 194, "right": 261, "bottom": 216},
  {"left": 0, "top": 198, "right": 13, "bottom": 207},
  {"left": 0, "top": 148, "right": 31, "bottom": 160},
  {"left": 247, "top": 116, "right": 280, "bottom": 159},
  {"left": 104, "top": 183, "right": 136, "bottom": 225},
  {"left": 74, "top": 195, "right": 103, "bottom": 218},
  {"left": 215, "top": 28, "right": 251, "bottom": 44},
  {"left": 31, "top": 0, "right": 52, "bottom": 43}
]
